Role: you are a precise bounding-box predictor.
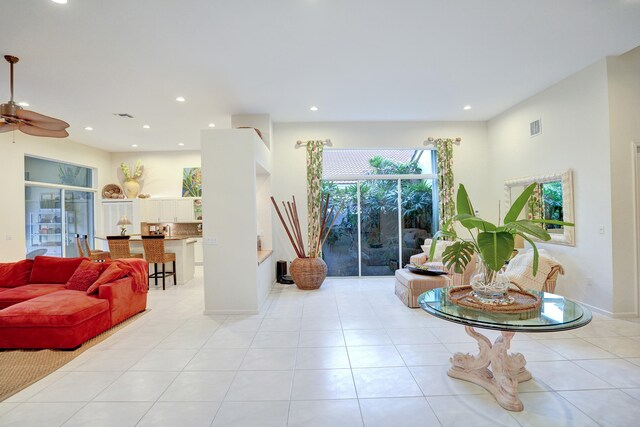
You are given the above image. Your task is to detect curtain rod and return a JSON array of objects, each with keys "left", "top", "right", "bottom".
[
  {"left": 423, "top": 137, "right": 462, "bottom": 147},
  {"left": 295, "top": 139, "right": 333, "bottom": 148}
]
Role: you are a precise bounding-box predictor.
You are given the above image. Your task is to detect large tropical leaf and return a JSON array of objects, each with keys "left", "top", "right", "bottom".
[
  {"left": 477, "top": 231, "right": 514, "bottom": 271},
  {"left": 455, "top": 213, "right": 497, "bottom": 232},
  {"left": 428, "top": 230, "right": 457, "bottom": 260},
  {"left": 504, "top": 182, "right": 537, "bottom": 224},
  {"left": 519, "top": 233, "right": 540, "bottom": 276},
  {"left": 531, "top": 219, "right": 575, "bottom": 227},
  {"left": 507, "top": 220, "right": 551, "bottom": 241},
  {"left": 441, "top": 241, "right": 475, "bottom": 274},
  {"left": 456, "top": 184, "right": 474, "bottom": 216}
]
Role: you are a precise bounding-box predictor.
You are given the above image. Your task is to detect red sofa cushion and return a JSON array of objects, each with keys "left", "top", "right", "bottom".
[
  {"left": 29, "top": 256, "right": 86, "bottom": 284},
  {"left": 65, "top": 260, "right": 103, "bottom": 292},
  {"left": 0, "top": 290, "right": 109, "bottom": 327},
  {"left": 86, "top": 263, "right": 131, "bottom": 295},
  {"left": 0, "top": 284, "right": 65, "bottom": 309},
  {"left": 0, "top": 259, "right": 34, "bottom": 288}
]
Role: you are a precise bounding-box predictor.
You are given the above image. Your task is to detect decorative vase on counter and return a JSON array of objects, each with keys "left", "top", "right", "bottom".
[
  {"left": 123, "top": 178, "right": 140, "bottom": 199},
  {"left": 290, "top": 257, "right": 327, "bottom": 290}
]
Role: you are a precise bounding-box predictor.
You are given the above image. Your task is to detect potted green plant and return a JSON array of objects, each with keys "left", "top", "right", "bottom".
[{"left": 429, "top": 183, "right": 573, "bottom": 300}]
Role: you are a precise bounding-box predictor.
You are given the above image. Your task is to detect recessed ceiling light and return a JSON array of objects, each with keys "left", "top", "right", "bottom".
[
  {"left": 178, "top": 143, "right": 185, "bottom": 146},
  {"left": 51, "top": 0, "right": 68, "bottom": 4},
  {"left": 176, "top": 96, "right": 186, "bottom": 102},
  {"left": 463, "top": 105, "right": 472, "bottom": 110},
  {"left": 84, "top": 126, "right": 93, "bottom": 131},
  {"left": 310, "top": 106, "right": 318, "bottom": 111},
  {"left": 208, "top": 123, "right": 216, "bottom": 128},
  {"left": 18, "top": 102, "right": 29, "bottom": 107},
  {"left": 131, "top": 144, "right": 138, "bottom": 148},
  {"left": 143, "top": 124, "right": 150, "bottom": 129}
]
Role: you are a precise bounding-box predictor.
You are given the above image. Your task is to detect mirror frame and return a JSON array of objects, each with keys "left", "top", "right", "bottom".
[{"left": 504, "top": 169, "right": 575, "bottom": 246}]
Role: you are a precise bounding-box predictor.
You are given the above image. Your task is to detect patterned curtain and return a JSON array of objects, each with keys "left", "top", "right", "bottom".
[
  {"left": 436, "top": 139, "right": 455, "bottom": 229},
  {"left": 527, "top": 183, "right": 544, "bottom": 221},
  {"left": 306, "top": 140, "right": 324, "bottom": 257}
]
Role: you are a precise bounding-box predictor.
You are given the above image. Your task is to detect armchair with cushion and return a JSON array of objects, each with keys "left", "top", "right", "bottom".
[
  {"left": 504, "top": 249, "right": 564, "bottom": 293},
  {"left": 408, "top": 239, "right": 478, "bottom": 286}
]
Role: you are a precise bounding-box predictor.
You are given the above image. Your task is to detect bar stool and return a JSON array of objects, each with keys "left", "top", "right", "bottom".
[
  {"left": 76, "top": 234, "right": 110, "bottom": 262},
  {"left": 141, "top": 235, "right": 176, "bottom": 290},
  {"left": 106, "top": 235, "right": 144, "bottom": 260}
]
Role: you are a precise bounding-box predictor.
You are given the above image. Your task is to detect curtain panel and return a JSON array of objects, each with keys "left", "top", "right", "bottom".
[
  {"left": 436, "top": 139, "right": 455, "bottom": 230},
  {"left": 306, "top": 140, "right": 324, "bottom": 257}
]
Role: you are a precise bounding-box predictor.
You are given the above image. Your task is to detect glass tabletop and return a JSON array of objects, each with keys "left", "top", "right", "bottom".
[{"left": 418, "top": 287, "right": 592, "bottom": 333}]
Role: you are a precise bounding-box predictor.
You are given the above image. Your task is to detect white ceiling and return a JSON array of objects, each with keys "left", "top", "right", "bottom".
[{"left": 3, "top": 0, "right": 640, "bottom": 152}]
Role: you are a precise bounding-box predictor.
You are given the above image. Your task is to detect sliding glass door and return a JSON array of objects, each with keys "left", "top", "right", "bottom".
[
  {"left": 25, "top": 187, "right": 63, "bottom": 258},
  {"left": 360, "top": 179, "right": 399, "bottom": 276},
  {"left": 322, "top": 177, "right": 436, "bottom": 277},
  {"left": 24, "top": 156, "right": 96, "bottom": 258}
]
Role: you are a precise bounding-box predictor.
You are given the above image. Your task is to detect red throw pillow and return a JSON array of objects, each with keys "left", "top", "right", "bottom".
[
  {"left": 65, "top": 260, "right": 104, "bottom": 291},
  {"left": 29, "top": 256, "right": 86, "bottom": 284},
  {"left": 0, "top": 259, "right": 34, "bottom": 288},
  {"left": 86, "top": 263, "right": 131, "bottom": 295}
]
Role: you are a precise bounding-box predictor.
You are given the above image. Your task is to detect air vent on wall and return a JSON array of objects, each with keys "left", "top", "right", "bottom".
[
  {"left": 113, "top": 113, "right": 134, "bottom": 118},
  {"left": 530, "top": 119, "right": 542, "bottom": 137}
]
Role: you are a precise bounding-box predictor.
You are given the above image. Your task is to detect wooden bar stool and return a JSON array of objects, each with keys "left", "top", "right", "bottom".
[
  {"left": 106, "top": 235, "right": 144, "bottom": 260},
  {"left": 141, "top": 235, "right": 176, "bottom": 290},
  {"left": 76, "top": 234, "right": 110, "bottom": 261}
]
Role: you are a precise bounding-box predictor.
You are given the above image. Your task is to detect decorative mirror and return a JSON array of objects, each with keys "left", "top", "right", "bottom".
[{"left": 504, "top": 169, "right": 575, "bottom": 246}]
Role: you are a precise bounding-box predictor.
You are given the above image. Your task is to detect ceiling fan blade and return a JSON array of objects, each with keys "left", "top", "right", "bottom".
[
  {"left": 0, "top": 122, "right": 18, "bottom": 133},
  {"left": 19, "top": 123, "right": 69, "bottom": 138},
  {"left": 16, "top": 109, "right": 70, "bottom": 130}
]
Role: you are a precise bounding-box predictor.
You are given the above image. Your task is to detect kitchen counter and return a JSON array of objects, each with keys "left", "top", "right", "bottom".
[
  {"left": 257, "top": 250, "right": 273, "bottom": 265},
  {"left": 96, "top": 235, "right": 196, "bottom": 285},
  {"left": 96, "top": 234, "right": 201, "bottom": 241}
]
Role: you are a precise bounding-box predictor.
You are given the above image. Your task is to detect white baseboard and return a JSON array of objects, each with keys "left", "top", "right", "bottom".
[
  {"left": 203, "top": 308, "right": 259, "bottom": 315},
  {"left": 576, "top": 300, "right": 639, "bottom": 319}
]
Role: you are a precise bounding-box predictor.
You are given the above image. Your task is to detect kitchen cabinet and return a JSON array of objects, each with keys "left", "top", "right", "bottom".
[
  {"left": 101, "top": 199, "right": 142, "bottom": 236},
  {"left": 143, "top": 198, "right": 200, "bottom": 222}
]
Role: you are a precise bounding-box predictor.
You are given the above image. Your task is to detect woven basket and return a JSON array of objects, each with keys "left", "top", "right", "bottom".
[{"left": 290, "top": 257, "right": 327, "bottom": 290}]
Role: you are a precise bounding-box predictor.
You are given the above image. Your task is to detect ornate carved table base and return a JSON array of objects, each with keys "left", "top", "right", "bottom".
[{"left": 448, "top": 326, "right": 531, "bottom": 412}]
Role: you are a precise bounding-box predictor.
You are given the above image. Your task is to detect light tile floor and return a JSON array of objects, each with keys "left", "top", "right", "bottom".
[{"left": 2, "top": 270, "right": 640, "bottom": 426}]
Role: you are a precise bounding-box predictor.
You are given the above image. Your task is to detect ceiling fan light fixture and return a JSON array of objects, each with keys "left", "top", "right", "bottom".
[
  {"left": 1, "top": 55, "right": 69, "bottom": 139},
  {"left": 18, "top": 102, "right": 29, "bottom": 107},
  {"left": 84, "top": 126, "right": 93, "bottom": 131}
]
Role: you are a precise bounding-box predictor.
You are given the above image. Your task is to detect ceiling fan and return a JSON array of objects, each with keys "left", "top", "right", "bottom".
[{"left": 0, "top": 55, "right": 69, "bottom": 138}]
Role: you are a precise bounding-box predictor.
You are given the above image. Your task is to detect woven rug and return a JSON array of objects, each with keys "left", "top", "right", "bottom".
[{"left": 0, "top": 310, "right": 148, "bottom": 402}]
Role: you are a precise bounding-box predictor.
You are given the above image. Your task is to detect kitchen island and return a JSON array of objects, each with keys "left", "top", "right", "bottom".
[{"left": 97, "top": 235, "right": 197, "bottom": 285}]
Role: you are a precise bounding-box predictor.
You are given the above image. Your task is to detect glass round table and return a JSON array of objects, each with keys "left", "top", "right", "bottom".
[{"left": 418, "top": 287, "right": 592, "bottom": 412}]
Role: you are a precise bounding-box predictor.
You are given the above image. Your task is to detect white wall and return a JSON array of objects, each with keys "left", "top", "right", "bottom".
[
  {"left": 201, "top": 129, "right": 265, "bottom": 314},
  {"left": 109, "top": 151, "right": 201, "bottom": 197},
  {"left": 487, "top": 59, "right": 614, "bottom": 313},
  {"left": 271, "top": 121, "right": 490, "bottom": 265},
  {"left": 607, "top": 46, "right": 640, "bottom": 315},
  {"left": 0, "top": 133, "right": 111, "bottom": 261}
]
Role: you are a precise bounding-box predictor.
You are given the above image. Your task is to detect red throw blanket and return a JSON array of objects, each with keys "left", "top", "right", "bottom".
[{"left": 113, "top": 259, "right": 148, "bottom": 293}]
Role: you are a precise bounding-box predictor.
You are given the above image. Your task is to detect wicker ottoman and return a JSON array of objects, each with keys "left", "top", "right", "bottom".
[{"left": 395, "top": 268, "right": 451, "bottom": 308}]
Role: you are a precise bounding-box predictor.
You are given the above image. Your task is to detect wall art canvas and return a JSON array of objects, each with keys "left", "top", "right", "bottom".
[{"left": 182, "top": 167, "right": 202, "bottom": 197}]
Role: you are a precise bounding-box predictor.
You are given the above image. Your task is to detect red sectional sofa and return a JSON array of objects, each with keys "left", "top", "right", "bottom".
[{"left": 0, "top": 256, "right": 147, "bottom": 349}]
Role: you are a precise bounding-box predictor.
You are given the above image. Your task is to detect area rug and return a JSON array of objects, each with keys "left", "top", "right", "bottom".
[{"left": 0, "top": 310, "right": 148, "bottom": 402}]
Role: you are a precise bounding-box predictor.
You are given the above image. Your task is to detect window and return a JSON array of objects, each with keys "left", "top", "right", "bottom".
[
  {"left": 24, "top": 156, "right": 96, "bottom": 258},
  {"left": 321, "top": 149, "right": 437, "bottom": 277}
]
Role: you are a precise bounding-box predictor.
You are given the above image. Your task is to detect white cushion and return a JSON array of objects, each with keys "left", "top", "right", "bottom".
[
  {"left": 421, "top": 239, "right": 451, "bottom": 262},
  {"left": 504, "top": 249, "right": 559, "bottom": 291}
]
